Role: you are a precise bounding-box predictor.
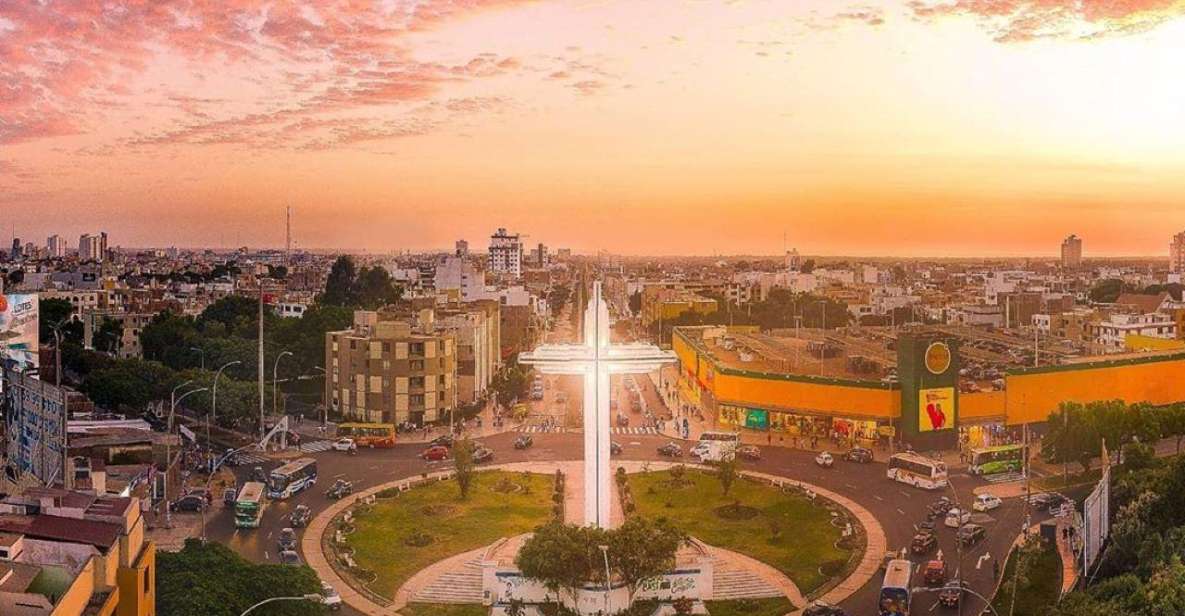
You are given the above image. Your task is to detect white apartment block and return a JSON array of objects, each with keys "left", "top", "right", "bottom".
[
  {"left": 488, "top": 228, "right": 523, "bottom": 278},
  {"left": 1092, "top": 313, "right": 1177, "bottom": 353}
]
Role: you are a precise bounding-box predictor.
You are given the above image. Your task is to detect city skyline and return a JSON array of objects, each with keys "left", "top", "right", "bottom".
[{"left": 4, "top": 0, "right": 1185, "bottom": 255}]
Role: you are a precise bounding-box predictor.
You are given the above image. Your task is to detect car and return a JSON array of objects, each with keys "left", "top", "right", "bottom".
[
  {"left": 1038, "top": 492, "right": 1069, "bottom": 514},
  {"left": 473, "top": 447, "right": 495, "bottom": 463},
  {"left": 923, "top": 559, "right": 946, "bottom": 586},
  {"left": 421, "top": 445, "right": 450, "bottom": 461},
  {"left": 938, "top": 580, "right": 967, "bottom": 608},
  {"left": 843, "top": 447, "right": 873, "bottom": 463},
  {"left": 815, "top": 451, "right": 835, "bottom": 468},
  {"left": 514, "top": 435, "right": 534, "bottom": 450},
  {"left": 689, "top": 443, "right": 710, "bottom": 459},
  {"left": 915, "top": 519, "right": 936, "bottom": 534},
  {"left": 321, "top": 582, "right": 343, "bottom": 611},
  {"left": 657, "top": 442, "right": 683, "bottom": 457},
  {"left": 278, "top": 527, "right": 297, "bottom": 551},
  {"left": 957, "top": 523, "right": 986, "bottom": 546},
  {"left": 737, "top": 445, "right": 762, "bottom": 461},
  {"left": 927, "top": 497, "right": 954, "bottom": 519},
  {"left": 944, "top": 507, "right": 972, "bottom": 528},
  {"left": 802, "top": 600, "right": 847, "bottom": 616},
  {"left": 973, "top": 493, "right": 1002, "bottom": 512},
  {"left": 185, "top": 487, "right": 213, "bottom": 503},
  {"left": 879, "top": 551, "right": 899, "bottom": 571},
  {"left": 290, "top": 504, "right": 312, "bottom": 528},
  {"left": 222, "top": 487, "right": 237, "bottom": 507},
  {"left": 332, "top": 437, "right": 357, "bottom": 452},
  {"left": 617, "top": 414, "right": 629, "bottom": 427},
  {"left": 251, "top": 466, "right": 267, "bottom": 483},
  {"left": 429, "top": 434, "right": 455, "bottom": 448},
  {"left": 169, "top": 494, "right": 207, "bottom": 512},
  {"left": 610, "top": 441, "right": 623, "bottom": 456},
  {"left": 279, "top": 550, "right": 301, "bottom": 565},
  {"left": 910, "top": 532, "right": 937, "bottom": 554},
  {"left": 326, "top": 479, "right": 354, "bottom": 500}
]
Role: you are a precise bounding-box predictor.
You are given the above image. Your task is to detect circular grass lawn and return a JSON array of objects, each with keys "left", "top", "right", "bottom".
[
  {"left": 343, "top": 471, "right": 556, "bottom": 599},
  {"left": 627, "top": 468, "right": 858, "bottom": 594}
]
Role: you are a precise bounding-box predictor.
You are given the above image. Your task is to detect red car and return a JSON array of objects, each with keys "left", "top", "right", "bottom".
[{"left": 421, "top": 445, "right": 449, "bottom": 461}]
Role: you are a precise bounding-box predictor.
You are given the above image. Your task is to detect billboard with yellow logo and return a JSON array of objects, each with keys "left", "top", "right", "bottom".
[{"left": 919, "top": 386, "right": 954, "bottom": 432}]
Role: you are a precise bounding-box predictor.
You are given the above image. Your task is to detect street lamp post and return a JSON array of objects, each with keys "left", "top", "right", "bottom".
[
  {"left": 312, "top": 366, "right": 327, "bottom": 427},
  {"left": 239, "top": 594, "right": 324, "bottom": 615},
  {"left": 190, "top": 346, "right": 205, "bottom": 371},
  {"left": 165, "top": 386, "right": 208, "bottom": 528},
  {"left": 212, "top": 361, "right": 242, "bottom": 427},
  {"left": 272, "top": 351, "right": 293, "bottom": 427},
  {"left": 598, "top": 544, "right": 611, "bottom": 615}
]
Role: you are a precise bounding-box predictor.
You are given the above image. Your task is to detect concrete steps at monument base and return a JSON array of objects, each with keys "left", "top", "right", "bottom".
[
  {"left": 411, "top": 557, "right": 485, "bottom": 603},
  {"left": 711, "top": 565, "right": 783, "bottom": 600}
]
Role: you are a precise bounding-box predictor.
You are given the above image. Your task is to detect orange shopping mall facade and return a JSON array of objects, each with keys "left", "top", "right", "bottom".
[{"left": 672, "top": 326, "right": 1185, "bottom": 451}]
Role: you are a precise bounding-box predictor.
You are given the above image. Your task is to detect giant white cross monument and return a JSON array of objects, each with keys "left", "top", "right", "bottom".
[{"left": 519, "top": 281, "right": 676, "bottom": 528}]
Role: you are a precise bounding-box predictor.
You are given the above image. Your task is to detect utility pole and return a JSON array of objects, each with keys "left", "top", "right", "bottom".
[{"left": 258, "top": 283, "right": 266, "bottom": 443}]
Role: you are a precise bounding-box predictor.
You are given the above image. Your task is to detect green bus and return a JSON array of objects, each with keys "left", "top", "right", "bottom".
[
  {"left": 234, "top": 481, "right": 267, "bottom": 529},
  {"left": 968, "top": 444, "right": 1027, "bottom": 475}
]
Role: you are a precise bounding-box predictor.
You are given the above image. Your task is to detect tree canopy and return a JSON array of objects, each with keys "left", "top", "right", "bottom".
[{"left": 157, "top": 538, "right": 325, "bottom": 616}]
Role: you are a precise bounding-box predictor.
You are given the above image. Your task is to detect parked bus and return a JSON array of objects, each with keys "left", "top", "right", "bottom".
[
  {"left": 887, "top": 452, "right": 948, "bottom": 490},
  {"left": 336, "top": 423, "right": 396, "bottom": 448},
  {"left": 968, "top": 444, "right": 1027, "bottom": 476},
  {"left": 268, "top": 458, "right": 318, "bottom": 499},
  {"left": 234, "top": 481, "right": 267, "bottom": 529},
  {"left": 878, "top": 558, "right": 912, "bottom": 615},
  {"left": 692, "top": 431, "right": 741, "bottom": 463}
]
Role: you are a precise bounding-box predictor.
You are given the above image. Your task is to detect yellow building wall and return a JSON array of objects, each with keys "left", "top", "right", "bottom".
[
  {"left": 960, "top": 391, "right": 1006, "bottom": 421},
  {"left": 51, "top": 557, "right": 97, "bottom": 616},
  {"left": 1124, "top": 334, "right": 1185, "bottom": 352},
  {"left": 116, "top": 540, "right": 156, "bottom": 616},
  {"left": 712, "top": 372, "right": 898, "bottom": 419},
  {"left": 1006, "top": 356, "right": 1185, "bottom": 424}
]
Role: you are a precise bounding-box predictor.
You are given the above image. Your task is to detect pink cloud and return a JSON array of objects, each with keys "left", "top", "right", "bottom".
[
  {"left": 837, "top": 7, "right": 886, "bottom": 25},
  {"left": 908, "top": 0, "right": 1185, "bottom": 42},
  {"left": 0, "top": 1, "right": 537, "bottom": 147}
]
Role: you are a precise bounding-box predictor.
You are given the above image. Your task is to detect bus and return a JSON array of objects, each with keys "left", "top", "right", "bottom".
[
  {"left": 692, "top": 431, "right": 741, "bottom": 463},
  {"left": 968, "top": 444, "right": 1027, "bottom": 476},
  {"left": 268, "top": 458, "right": 318, "bottom": 499},
  {"left": 337, "top": 423, "right": 396, "bottom": 448},
  {"left": 878, "top": 558, "right": 912, "bottom": 615},
  {"left": 234, "top": 481, "right": 267, "bottom": 529},
  {"left": 887, "top": 452, "right": 948, "bottom": 490}
]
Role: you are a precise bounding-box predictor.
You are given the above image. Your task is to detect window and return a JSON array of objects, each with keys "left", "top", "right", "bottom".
[
  {"left": 410, "top": 394, "right": 425, "bottom": 405},
  {"left": 145, "top": 568, "right": 152, "bottom": 595},
  {"left": 410, "top": 342, "right": 425, "bottom": 355},
  {"left": 410, "top": 376, "right": 425, "bottom": 388},
  {"left": 410, "top": 360, "right": 424, "bottom": 370}
]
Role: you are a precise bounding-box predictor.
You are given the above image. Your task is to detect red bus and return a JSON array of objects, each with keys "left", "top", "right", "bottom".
[{"left": 337, "top": 423, "right": 397, "bottom": 448}]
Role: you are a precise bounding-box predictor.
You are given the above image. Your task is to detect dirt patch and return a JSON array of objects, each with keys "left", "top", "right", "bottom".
[
  {"left": 404, "top": 532, "right": 434, "bottom": 547},
  {"left": 714, "top": 503, "right": 760, "bottom": 520},
  {"left": 421, "top": 504, "right": 457, "bottom": 517},
  {"left": 492, "top": 478, "right": 525, "bottom": 494}
]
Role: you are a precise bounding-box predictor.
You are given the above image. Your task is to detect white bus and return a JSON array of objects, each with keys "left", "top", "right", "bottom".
[
  {"left": 887, "top": 452, "right": 948, "bottom": 490},
  {"left": 268, "top": 457, "right": 318, "bottom": 499},
  {"left": 692, "top": 431, "right": 740, "bottom": 463},
  {"left": 234, "top": 481, "right": 266, "bottom": 529},
  {"left": 878, "top": 558, "right": 912, "bottom": 615}
]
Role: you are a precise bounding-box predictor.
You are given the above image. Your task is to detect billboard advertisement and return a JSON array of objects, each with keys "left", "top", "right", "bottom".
[
  {"left": 918, "top": 386, "right": 954, "bottom": 432},
  {"left": 0, "top": 293, "right": 39, "bottom": 374},
  {"left": 1082, "top": 446, "right": 1112, "bottom": 572}
]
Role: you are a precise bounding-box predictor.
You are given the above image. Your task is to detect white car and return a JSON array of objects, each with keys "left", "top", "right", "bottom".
[
  {"left": 815, "top": 452, "right": 834, "bottom": 468},
  {"left": 944, "top": 507, "right": 972, "bottom": 528},
  {"left": 332, "top": 438, "right": 357, "bottom": 452},
  {"left": 972, "top": 493, "right": 1002, "bottom": 512},
  {"left": 690, "top": 443, "right": 711, "bottom": 459},
  {"left": 321, "top": 582, "right": 343, "bottom": 611}
]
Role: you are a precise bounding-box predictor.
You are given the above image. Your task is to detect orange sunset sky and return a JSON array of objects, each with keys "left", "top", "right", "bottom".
[{"left": 2, "top": 0, "right": 1185, "bottom": 257}]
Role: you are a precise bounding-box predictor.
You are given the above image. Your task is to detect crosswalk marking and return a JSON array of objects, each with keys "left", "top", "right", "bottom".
[
  {"left": 983, "top": 472, "right": 1025, "bottom": 484},
  {"left": 298, "top": 440, "right": 334, "bottom": 453}
]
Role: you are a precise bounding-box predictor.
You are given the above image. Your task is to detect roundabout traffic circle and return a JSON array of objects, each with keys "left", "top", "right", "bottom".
[{"left": 300, "top": 460, "right": 887, "bottom": 616}]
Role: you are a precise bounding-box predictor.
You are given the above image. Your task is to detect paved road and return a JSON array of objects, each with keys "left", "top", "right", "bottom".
[{"left": 198, "top": 427, "right": 1040, "bottom": 616}]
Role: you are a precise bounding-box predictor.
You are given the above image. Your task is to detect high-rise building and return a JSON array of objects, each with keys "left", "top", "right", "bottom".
[
  {"left": 488, "top": 227, "right": 523, "bottom": 278},
  {"left": 46, "top": 234, "right": 65, "bottom": 257},
  {"left": 78, "top": 232, "right": 107, "bottom": 262},
  {"left": 1172, "top": 231, "right": 1185, "bottom": 274},
  {"left": 455, "top": 239, "right": 469, "bottom": 257},
  {"left": 10, "top": 237, "right": 22, "bottom": 260},
  {"left": 1061, "top": 234, "right": 1082, "bottom": 268}
]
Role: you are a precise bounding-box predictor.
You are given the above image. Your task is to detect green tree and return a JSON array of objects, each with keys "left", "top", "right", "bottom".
[
  {"left": 1158, "top": 403, "right": 1185, "bottom": 454},
  {"left": 715, "top": 452, "right": 738, "bottom": 496},
  {"left": 38, "top": 297, "right": 84, "bottom": 344},
  {"left": 609, "top": 516, "right": 685, "bottom": 602},
  {"left": 1089, "top": 278, "right": 1127, "bottom": 303},
  {"left": 515, "top": 521, "right": 601, "bottom": 603},
  {"left": 353, "top": 266, "right": 403, "bottom": 309},
  {"left": 80, "top": 359, "right": 175, "bottom": 410},
  {"left": 453, "top": 439, "right": 477, "bottom": 500},
  {"left": 157, "top": 538, "right": 324, "bottom": 616},
  {"left": 94, "top": 317, "right": 124, "bottom": 354},
  {"left": 628, "top": 291, "right": 642, "bottom": 314},
  {"left": 140, "top": 311, "right": 199, "bottom": 369},
  {"left": 321, "top": 256, "right": 358, "bottom": 306},
  {"left": 197, "top": 295, "right": 261, "bottom": 338}
]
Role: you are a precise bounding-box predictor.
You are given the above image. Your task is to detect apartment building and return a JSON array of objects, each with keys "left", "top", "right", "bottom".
[
  {"left": 325, "top": 310, "right": 458, "bottom": 425},
  {"left": 81, "top": 311, "right": 153, "bottom": 359},
  {"left": 1171, "top": 231, "right": 1185, "bottom": 275},
  {"left": 1061, "top": 234, "right": 1082, "bottom": 268},
  {"left": 1091, "top": 313, "right": 1177, "bottom": 353},
  {"left": 0, "top": 488, "right": 155, "bottom": 616},
  {"left": 488, "top": 228, "right": 523, "bottom": 279}
]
